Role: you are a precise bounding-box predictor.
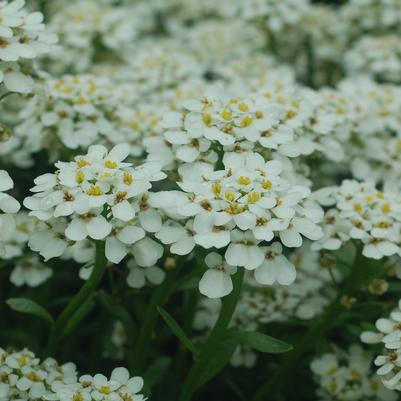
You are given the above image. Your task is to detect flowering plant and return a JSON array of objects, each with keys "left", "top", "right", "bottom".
[{"left": 2, "top": 1, "right": 401, "bottom": 401}]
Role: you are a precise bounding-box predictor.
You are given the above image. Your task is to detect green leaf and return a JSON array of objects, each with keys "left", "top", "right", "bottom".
[
  {"left": 227, "top": 330, "right": 292, "bottom": 354},
  {"left": 157, "top": 306, "right": 197, "bottom": 353},
  {"left": 6, "top": 298, "right": 54, "bottom": 324},
  {"left": 143, "top": 357, "right": 172, "bottom": 390},
  {"left": 197, "top": 338, "right": 237, "bottom": 388}
]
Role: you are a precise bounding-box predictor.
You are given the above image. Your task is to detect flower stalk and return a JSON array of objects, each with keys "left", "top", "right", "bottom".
[
  {"left": 46, "top": 240, "right": 108, "bottom": 355},
  {"left": 179, "top": 268, "right": 245, "bottom": 401}
]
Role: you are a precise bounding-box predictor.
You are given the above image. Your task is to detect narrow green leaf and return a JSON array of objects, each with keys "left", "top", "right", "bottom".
[
  {"left": 197, "top": 338, "right": 237, "bottom": 388},
  {"left": 157, "top": 306, "right": 197, "bottom": 354},
  {"left": 6, "top": 298, "right": 54, "bottom": 324},
  {"left": 227, "top": 330, "right": 292, "bottom": 354}
]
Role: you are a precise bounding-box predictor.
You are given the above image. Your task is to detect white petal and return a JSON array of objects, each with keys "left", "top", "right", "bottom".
[
  {"left": 199, "top": 270, "right": 233, "bottom": 298},
  {"left": 86, "top": 216, "right": 112, "bottom": 240},
  {"left": 139, "top": 209, "right": 162, "bottom": 232},
  {"left": 127, "top": 266, "right": 146, "bottom": 288},
  {"left": 116, "top": 225, "right": 145, "bottom": 244},
  {"left": 132, "top": 238, "right": 163, "bottom": 267},
  {"left": 112, "top": 200, "right": 135, "bottom": 221},
  {"left": 65, "top": 219, "right": 87, "bottom": 241},
  {"left": 105, "top": 237, "right": 127, "bottom": 264}
]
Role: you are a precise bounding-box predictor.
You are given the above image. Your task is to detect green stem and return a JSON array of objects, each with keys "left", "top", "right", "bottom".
[
  {"left": 0, "top": 91, "right": 16, "bottom": 103},
  {"left": 305, "top": 35, "right": 315, "bottom": 89},
  {"left": 46, "top": 241, "right": 107, "bottom": 355},
  {"left": 252, "top": 245, "right": 365, "bottom": 401},
  {"left": 252, "top": 300, "right": 341, "bottom": 401},
  {"left": 131, "top": 267, "right": 180, "bottom": 373},
  {"left": 179, "top": 268, "right": 245, "bottom": 401}
]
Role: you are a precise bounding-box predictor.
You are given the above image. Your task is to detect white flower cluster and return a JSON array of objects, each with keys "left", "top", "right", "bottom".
[
  {"left": 121, "top": 39, "right": 202, "bottom": 92},
  {"left": 5, "top": 75, "right": 145, "bottom": 166},
  {"left": 47, "top": 0, "right": 143, "bottom": 73},
  {"left": 345, "top": 35, "right": 401, "bottom": 84},
  {"left": 332, "top": 79, "right": 401, "bottom": 188},
  {"left": 361, "top": 299, "right": 401, "bottom": 391},
  {"left": 0, "top": 0, "right": 56, "bottom": 93},
  {"left": 0, "top": 347, "right": 146, "bottom": 401},
  {"left": 45, "top": 368, "right": 146, "bottom": 401},
  {"left": 151, "top": 150, "right": 323, "bottom": 297},
  {"left": 23, "top": 144, "right": 165, "bottom": 265},
  {"left": 152, "top": 87, "right": 346, "bottom": 171},
  {"left": 311, "top": 345, "right": 396, "bottom": 401},
  {"left": 0, "top": 347, "right": 77, "bottom": 400},
  {"left": 341, "top": 0, "right": 401, "bottom": 33},
  {"left": 180, "top": 19, "right": 266, "bottom": 67},
  {"left": 170, "top": 0, "right": 309, "bottom": 33},
  {"left": 313, "top": 180, "right": 401, "bottom": 260}
]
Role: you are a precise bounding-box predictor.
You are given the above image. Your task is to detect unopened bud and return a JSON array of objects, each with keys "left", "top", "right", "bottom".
[
  {"left": 341, "top": 295, "right": 356, "bottom": 310},
  {"left": 0, "top": 124, "right": 11, "bottom": 142},
  {"left": 320, "top": 252, "right": 337, "bottom": 269},
  {"left": 368, "top": 279, "right": 389, "bottom": 295},
  {"left": 164, "top": 256, "right": 176, "bottom": 270}
]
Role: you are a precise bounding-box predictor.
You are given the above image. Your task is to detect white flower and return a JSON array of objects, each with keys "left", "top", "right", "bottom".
[
  {"left": 10, "top": 256, "right": 52, "bottom": 287},
  {"left": 155, "top": 221, "right": 196, "bottom": 255},
  {"left": 126, "top": 259, "right": 165, "bottom": 289},
  {"left": 28, "top": 220, "right": 69, "bottom": 261},
  {"left": 0, "top": 170, "right": 20, "bottom": 213},
  {"left": 199, "top": 252, "right": 237, "bottom": 298},
  {"left": 254, "top": 242, "right": 296, "bottom": 285},
  {"left": 224, "top": 230, "right": 265, "bottom": 270}
]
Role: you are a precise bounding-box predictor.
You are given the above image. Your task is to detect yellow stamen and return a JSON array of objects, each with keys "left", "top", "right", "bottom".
[
  {"left": 224, "top": 203, "right": 244, "bottom": 215},
  {"left": 238, "top": 102, "right": 249, "bottom": 112},
  {"left": 261, "top": 179, "right": 272, "bottom": 190},
  {"left": 123, "top": 172, "right": 133, "bottom": 185},
  {"left": 75, "top": 96, "right": 87, "bottom": 105},
  {"left": 202, "top": 113, "right": 212, "bottom": 126},
  {"left": 248, "top": 192, "right": 261, "bottom": 204},
  {"left": 240, "top": 116, "right": 253, "bottom": 127},
  {"left": 76, "top": 159, "right": 90, "bottom": 168},
  {"left": 212, "top": 182, "right": 222, "bottom": 197},
  {"left": 86, "top": 185, "right": 103, "bottom": 196},
  {"left": 116, "top": 191, "right": 128, "bottom": 203},
  {"left": 99, "top": 386, "right": 111, "bottom": 394},
  {"left": 104, "top": 160, "right": 117, "bottom": 169},
  {"left": 237, "top": 176, "right": 251, "bottom": 185},
  {"left": 220, "top": 109, "right": 232, "bottom": 120},
  {"left": 225, "top": 191, "right": 236, "bottom": 202},
  {"left": 75, "top": 171, "right": 85, "bottom": 184}
]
